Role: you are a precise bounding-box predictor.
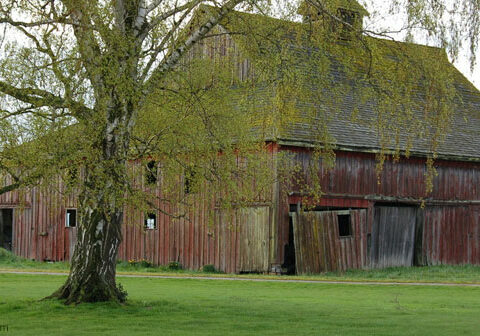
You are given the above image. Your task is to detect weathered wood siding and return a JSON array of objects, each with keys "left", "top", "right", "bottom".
[
  {"left": 1, "top": 153, "right": 274, "bottom": 273},
  {"left": 283, "top": 148, "right": 480, "bottom": 200},
  {"left": 293, "top": 209, "right": 367, "bottom": 273},
  {"left": 3, "top": 145, "right": 480, "bottom": 272},
  {"left": 422, "top": 206, "right": 480, "bottom": 265},
  {"left": 118, "top": 205, "right": 270, "bottom": 273},
  {"left": 0, "top": 177, "right": 77, "bottom": 261},
  {"left": 370, "top": 206, "right": 417, "bottom": 268},
  {"left": 273, "top": 147, "right": 480, "bottom": 269}
]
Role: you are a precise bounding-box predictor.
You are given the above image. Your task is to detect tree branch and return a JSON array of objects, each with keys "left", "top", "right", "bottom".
[
  {"left": 144, "top": 0, "right": 243, "bottom": 90},
  {"left": 0, "top": 80, "right": 92, "bottom": 116}
]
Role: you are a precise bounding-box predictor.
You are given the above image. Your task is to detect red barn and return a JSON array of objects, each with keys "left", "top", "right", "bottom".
[{"left": 1, "top": 1, "right": 480, "bottom": 274}]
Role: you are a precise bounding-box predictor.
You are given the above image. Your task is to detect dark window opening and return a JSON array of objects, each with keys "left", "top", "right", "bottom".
[
  {"left": 338, "top": 214, "right": 352, "bottom": 237},
  {"left": 184, "top": 167, "right": 196, "bottom": 195},
  {"left": 289, "top": 204, "right": 299, "bottom": 213},
  {"left": 66, "top": 209, "right": 77, "bottom": 228},
  {"left": 145, "top": 212, "right": 157, "bottom": 230},
  {"left": 0, "top": 209, "right": 13, "bottom": 251},
  {"left": 65, "top": 167, "right": 78, "bottom": 186},
  {"left": 145, "top": 161, "right": 158, "bottom": 185}
]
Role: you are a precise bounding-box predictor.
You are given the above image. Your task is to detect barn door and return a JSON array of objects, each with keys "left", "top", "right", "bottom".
[
  {"left": 0, "top": 209, "right": 13, "bottom": 251},
  {"left": 238, "top": 206, "right": 270, "bottom": 273},
  {"left": 293, "top": 209, "right": 367, "bottom": 274},
  {"left": 370, "top": 206, "right": 417, "bottom": 268}
]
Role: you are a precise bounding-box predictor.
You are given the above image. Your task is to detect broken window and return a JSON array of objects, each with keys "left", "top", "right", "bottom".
[
  {"left": 338, "top": 213, "right": 352, "bottom": 237},
  {"left": 66, "top": 209, "right": 77, "bottom": 228},
  {"left": 145, "top": 161, "right": 158, "bottom": 186},
  {"left": 144, "top": 212, "right": 157, "bottom": 230}
]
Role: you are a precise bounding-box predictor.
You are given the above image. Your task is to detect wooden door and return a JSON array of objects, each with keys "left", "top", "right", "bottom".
[
  {"left": 293, "top": 209, "right": 367, "bottom": 274},
  {"left": 238, "top": 206, "right": 270, "bottom": 273},
  {"left": 370, "top": 206, "right": 417, "bottom": 268}
]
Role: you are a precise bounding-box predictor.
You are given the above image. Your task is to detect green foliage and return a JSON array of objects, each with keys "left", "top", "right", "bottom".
[
  {"left": 0, "top": 247, "right": 18, "bottom": 262},
  {"left": 201, "top": 264, "right": 218, "bottom": 273},
  {"left": 126, "top": 259, "right": 154, "bottom": 268},
  {"left": 167, "top": 261, "right": 182, "bottom": 270}
]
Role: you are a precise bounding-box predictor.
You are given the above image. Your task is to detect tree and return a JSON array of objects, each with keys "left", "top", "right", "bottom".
[
  {"left": 0, "top": 0, "right": 477, "bottom": 304},
  {"left": 0, "top": 0, "right": 276, "bottom": 304}
]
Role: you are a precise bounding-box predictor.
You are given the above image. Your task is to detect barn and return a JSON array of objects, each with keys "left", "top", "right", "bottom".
[{"left": 1, "top": 1, "right": 480, "bottom": 274}]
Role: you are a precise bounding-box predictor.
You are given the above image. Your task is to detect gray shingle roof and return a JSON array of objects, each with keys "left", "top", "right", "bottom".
[{"left": 219, "top": 8, "right": 480, "bottom": 161}]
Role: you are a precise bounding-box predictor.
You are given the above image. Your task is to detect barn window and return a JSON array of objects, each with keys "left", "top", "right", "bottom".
[
  {"left": 145, "top": 161, "right": 157, "bottom": 185},
  {"left": 66, "top": 209, "right": 77, "bottom": 228},
  {"left": 338, "top": 214, "right": 352, "bottom": 237},
  {"left": 184, "top": 167, "right": 196, "bottom": 195},
  {"left": 144, "top": 212, "right": 157, "bottom": 230}
]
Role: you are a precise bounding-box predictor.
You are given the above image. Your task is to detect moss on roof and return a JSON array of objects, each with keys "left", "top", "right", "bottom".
[{"left": 195, "top": 5, "right": 480, "bottom": 160}]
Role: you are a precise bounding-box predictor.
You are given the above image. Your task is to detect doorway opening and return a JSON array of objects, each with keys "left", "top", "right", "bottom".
[
  {"left": 0, "top": 209, "right": 13, "bottom": 251},
  {"left": 282, "top": 213, "right": 296, "bottom": 275}
]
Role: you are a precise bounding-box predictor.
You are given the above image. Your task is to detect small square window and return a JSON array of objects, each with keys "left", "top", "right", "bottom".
[
  {"left": 144, "top": 212, "right": 157, "bottom": 230},
  {"left": 338, "top": 214, "right": 351, "bottom": 237},
  {"left": 66, "top": 209, "right": 77, "bottom": 228}
]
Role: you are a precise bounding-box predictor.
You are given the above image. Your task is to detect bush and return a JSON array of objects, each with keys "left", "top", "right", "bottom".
[
  {"left": 0, "top": 248, "right": 19, "bottom": 262},
  {"left": 201, "top": 264, "right": 217, "bottom": 273},
  {"left": 126, "top": 259, "right": 154, "bottom": 268},
  {"left": 167, "top": 261, "right": 181, "bottom": 270}
]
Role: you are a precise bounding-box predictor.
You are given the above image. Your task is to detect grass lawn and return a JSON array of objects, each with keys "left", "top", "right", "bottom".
[
  {"left": 0, "top": 273, "right": 479, "bottom": 335},
  {"left": 2, "top": 247, "right": 480, "bottom": 284}
]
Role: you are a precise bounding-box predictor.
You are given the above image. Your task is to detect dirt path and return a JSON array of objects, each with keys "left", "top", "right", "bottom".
[{"left": 1, "top": 270, "right": 480, "bottom": 287}]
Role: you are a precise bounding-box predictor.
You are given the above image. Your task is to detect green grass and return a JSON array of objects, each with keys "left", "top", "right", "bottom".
[
  {"left": 0, "top": 273, "right": 479, "bottom": 335},
  {"left": 2, "top": 248, "right": 480, "bottom": 283}
]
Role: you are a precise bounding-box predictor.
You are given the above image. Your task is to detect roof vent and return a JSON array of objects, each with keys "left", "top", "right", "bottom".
[{"left": 298, "top": 0, "right": 368, "bottom": 35}]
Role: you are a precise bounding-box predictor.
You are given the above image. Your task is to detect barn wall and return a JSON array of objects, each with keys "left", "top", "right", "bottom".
[
  {"left": 1, "top": 150, "right": 275, "bottom": 273},
  {"left": 283, "top": 147, "right": 480, "bottom": 200},
  {"left": 423, "top": 206, "right": 480, "bottom": 265},
  {"left": 2, "top": 145, "right": 480, "bottom": 272},
  {"left": 9, "top": 179, "right": 77, "bottom": 262},
  {"left": 119, "top": 205, "right": 270, "bottom": 273},
  {"left": 273, "top": 146, "right": 480, "bottom": 268}
]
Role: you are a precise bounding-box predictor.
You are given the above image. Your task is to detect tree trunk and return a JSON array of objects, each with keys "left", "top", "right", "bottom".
[
  {"left": 48, "top": 107, "right": 133, "bottom": 304},
  {"left": 47, "top": 162, "right": 127, "bottom": 304}
]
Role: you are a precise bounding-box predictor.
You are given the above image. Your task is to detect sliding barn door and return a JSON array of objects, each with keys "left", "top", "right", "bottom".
[{"left": 370, "top": 206, "right": 417, "bottom": 268}]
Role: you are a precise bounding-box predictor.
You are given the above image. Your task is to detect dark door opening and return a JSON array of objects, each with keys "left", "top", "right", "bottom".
[
  {"left": 282, "top": 215, "right": 296, "bottom": 275},
  {"left": 0, "top": 209, "right": 13, "bottom": 251}
]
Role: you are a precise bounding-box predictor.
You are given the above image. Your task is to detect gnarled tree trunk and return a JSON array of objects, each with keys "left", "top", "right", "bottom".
[{"left": 48, "top": 107, "right": 133, "bottom": 304}]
